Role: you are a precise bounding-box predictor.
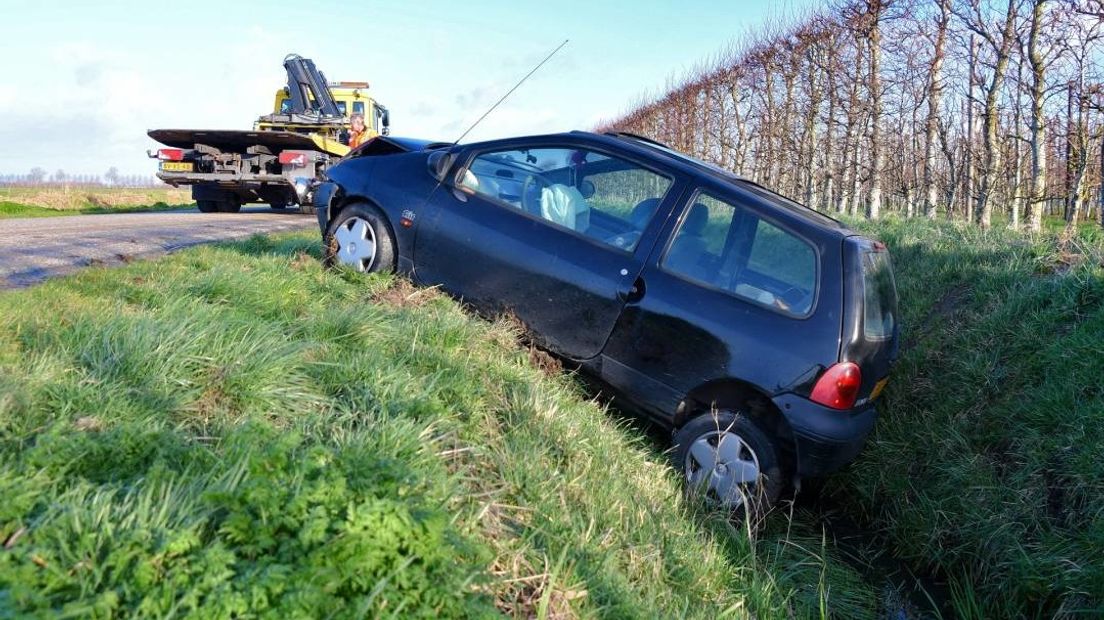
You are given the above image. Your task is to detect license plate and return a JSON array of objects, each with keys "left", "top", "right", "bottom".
[
  {"left": 870, "top": 377, "right": 889, "bottom": 401},
  {"left": 161, "top": 162, "right": 193, "bottom": 172}
]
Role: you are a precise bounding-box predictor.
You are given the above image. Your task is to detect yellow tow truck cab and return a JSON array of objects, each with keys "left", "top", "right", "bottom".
[{"left": 265, "top": 81, "right": 391, "bottom": 146}]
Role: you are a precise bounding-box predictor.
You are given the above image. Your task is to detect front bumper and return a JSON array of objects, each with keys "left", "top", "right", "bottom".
[
  {"left": 773, "top": 393, "right": 879, "bottom": 478},
  {"left": 312, "top": 181, "right": 338, "bottom": 233}
]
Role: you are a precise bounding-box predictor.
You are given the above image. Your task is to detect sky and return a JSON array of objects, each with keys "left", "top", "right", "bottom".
[{"left": 0, "top": 0, "right": 817, "bottom": 176}]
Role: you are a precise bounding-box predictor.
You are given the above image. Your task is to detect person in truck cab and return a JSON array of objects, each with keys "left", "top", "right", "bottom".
[{"left": 347, "top": 113, "right": 369, "bottom": 148}]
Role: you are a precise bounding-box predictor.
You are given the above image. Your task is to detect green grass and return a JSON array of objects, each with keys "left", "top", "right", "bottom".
[
  {"left": 0, "top": 234, "right": 875, "bottom": 618},
  {"left": 0, "top": 200, "right": 192, "bottom": 219},
  {"left": 832, "top": 216, "right": 1104, "bottom": 616}
]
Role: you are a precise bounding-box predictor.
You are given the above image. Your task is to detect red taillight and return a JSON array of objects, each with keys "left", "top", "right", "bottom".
[
  {"left": 810, "top": 362, "right": 862, "bottom": 410},
  {"left": 157, "top": 148, "right": 183, "bottom": 161},
  {"left": 279, "top": 151, "right": 307, "bottom": 167}
]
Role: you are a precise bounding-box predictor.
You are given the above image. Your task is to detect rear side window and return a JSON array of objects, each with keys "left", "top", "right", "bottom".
[
  {"left": 861, "top": 249, "right": 898, "bottom": 339},
  {"left": 662, "top": 191, "right": 817, "bottom": 317}
]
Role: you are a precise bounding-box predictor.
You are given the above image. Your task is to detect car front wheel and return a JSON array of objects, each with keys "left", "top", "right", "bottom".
[
  {"left": 673, "top": 410, "right": 783, "bottom": 521},
  {"left": 324, "top": 203, "right": 396, "bottom": 273}
]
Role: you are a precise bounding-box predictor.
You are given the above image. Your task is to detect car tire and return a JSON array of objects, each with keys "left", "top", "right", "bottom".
[
  {"left": 673, "top": 410, "right": 784, "bottom": 522},
  {"left": 197, "top": 200, "right": 219, "bottom": 213},
  {"left": 324, "top": 203, "right": 396, "bottom": 273}
]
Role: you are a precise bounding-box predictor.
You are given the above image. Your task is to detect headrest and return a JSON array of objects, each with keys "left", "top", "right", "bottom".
[
  {"left": 629, "top": 198, "right": 660, "bottom": 228},
  {"left": 683, "top": 203, "right": 709, "bottom": 235}
]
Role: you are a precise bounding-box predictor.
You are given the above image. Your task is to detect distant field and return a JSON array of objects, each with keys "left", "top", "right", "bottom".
[{"left": 0, "top": 186, "right": 192, "bottom": 218}]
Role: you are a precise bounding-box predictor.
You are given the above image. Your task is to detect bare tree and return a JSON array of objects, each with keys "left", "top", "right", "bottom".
[{"left": 926, "top": 0, "right": 953, "bottom": 218}]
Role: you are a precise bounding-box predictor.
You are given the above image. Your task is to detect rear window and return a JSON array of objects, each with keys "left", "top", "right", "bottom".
[{"left": 861, "top": 249, "right": 898, "bottom": 339}]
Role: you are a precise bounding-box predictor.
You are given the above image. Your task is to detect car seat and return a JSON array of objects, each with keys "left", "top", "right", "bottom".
[{"left": 665, "top": 203, "right": 715, "bottom": 282}]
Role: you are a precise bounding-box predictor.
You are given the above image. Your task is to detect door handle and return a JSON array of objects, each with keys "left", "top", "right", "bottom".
[{"left": 619, "top": 276, "right": 646, "bottom": 304}]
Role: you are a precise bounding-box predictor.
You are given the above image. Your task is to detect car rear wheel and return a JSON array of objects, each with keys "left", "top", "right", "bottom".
[
  {"left": 673, "top": 410, "right": 783, "bottom": 521},
  {"left": 324, "top": 204, "right": 396, "bottom": 273}
]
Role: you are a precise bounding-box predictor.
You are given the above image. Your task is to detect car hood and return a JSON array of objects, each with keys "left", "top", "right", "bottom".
[{"left": 349, "top": 136, "right": 452, "bottom": 157}]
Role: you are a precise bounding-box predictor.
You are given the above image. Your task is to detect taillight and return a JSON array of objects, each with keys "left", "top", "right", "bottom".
[
  {"left": 157, "top": 148, "right": 184, "bottom": 161},
  {"left": 279, "top": 151, "right": 307, "bottom": 167},
  {"left": 810, "top": 362, "right": 862, "bottom": 410}
]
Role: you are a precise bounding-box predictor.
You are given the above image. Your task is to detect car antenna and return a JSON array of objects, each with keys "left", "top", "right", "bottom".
[{"left": 451, "top": 39, "right": 569, "bottom": 145}]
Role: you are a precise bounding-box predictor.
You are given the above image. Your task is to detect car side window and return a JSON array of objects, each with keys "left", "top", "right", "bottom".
[
  {"left": 457, "top": 147, "right": 672, "bottom": 251},
  {"left": 662, "top": 191, "right": 817, "bottom": 317}
]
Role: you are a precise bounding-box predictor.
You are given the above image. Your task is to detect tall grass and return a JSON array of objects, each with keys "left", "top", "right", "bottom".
[
  {"left": 835, "top": 217, "right": 1104, "bottom": 616},
  {"left": 0, "top": 234, "right": 872, "bottom": 617}
]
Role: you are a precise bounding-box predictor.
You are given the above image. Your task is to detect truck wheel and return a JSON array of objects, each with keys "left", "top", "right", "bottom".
[
  {"left": 324, "top": 203, "right": 395, "bottom": 274},
  {"left": 218, "top": 199, "right": 242, "bottom": 213},
  {"left": 197, "top": 200, "right": 219, "bottom": 213},
  {"left": 673, "top": 410, "right": 784, "bottom": 523}
]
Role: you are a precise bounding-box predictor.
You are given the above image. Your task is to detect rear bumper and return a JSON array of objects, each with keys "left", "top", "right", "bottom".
[
  {"left": 773, "top": 393, "right": 879, "bottom": 478},
  {"left": 156, "top": 171, "right": 292, "bottom": 186}
]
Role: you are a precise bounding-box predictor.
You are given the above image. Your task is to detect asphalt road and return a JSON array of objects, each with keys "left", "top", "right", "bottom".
[{"left": 0, "top": 207, "right": 317, "bottom": 288}]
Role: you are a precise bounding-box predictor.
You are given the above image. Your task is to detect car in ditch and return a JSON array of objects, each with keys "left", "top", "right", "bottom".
[{"left": 312, "top": 131, "right": 900, "bottom": 516}]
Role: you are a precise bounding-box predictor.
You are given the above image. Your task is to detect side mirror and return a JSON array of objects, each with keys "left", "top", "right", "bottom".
[
  {"left": 379, "top": 107, "right": 391, "bottom": 136},
  {"left": 427, "top": 150, "right": 455, "bottom": 183}
]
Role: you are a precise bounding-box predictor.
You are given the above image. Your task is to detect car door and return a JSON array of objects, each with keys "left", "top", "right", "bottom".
[
  {"left": 600, "top": 181, "right": 842, "bottom": 419},
  {"left": 412, "top": 141, "right": 680, "bottom": 361}
]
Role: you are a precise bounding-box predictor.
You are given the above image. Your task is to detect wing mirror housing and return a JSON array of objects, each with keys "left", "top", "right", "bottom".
[{"left": 427, "top": 150, "right": 458, "bottom": 183}]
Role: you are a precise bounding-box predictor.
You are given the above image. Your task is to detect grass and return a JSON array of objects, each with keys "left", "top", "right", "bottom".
[
  {"left": 0, "top": 233, "right": 876, "bottom": 618},
  {"left": 832, "top": 216, "right": 1104, "bottom": 616},
  {"left": 0, "top": 187, "right": 192, "bottom": 218}
]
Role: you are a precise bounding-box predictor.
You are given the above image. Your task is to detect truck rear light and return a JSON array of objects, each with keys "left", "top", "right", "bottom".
[
  {"left": 810, "top": 362, "right": 862, "bottom": 410},
  {"left": 157, "top": 148, "right": 184, "bottom": 161},
  {"left": 279, "top": 151, "right": 308, "bottom": 167}
]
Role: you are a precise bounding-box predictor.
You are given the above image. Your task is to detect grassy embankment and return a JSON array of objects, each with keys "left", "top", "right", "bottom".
[
  {"left": 0, "top": 187, "right": 192, "bottom": 218},
  {"left": 0, "top": 234, "right": 874, "bottom": 618},
  {"left": 3, "top": 216, "right": 1101, "bottom": 617},
  {"left": 834, "top": 217, "right": 1104, "bottom": 616}
]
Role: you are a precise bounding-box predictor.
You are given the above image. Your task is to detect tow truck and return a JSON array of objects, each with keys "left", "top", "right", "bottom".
[{"left": 148, "top": 54, "right": 389, "bottom": 214}]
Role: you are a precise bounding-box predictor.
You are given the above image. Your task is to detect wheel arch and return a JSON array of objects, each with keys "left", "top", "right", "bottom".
[{"left": 674, "top": 378, "right": 796, "bottom": 456}]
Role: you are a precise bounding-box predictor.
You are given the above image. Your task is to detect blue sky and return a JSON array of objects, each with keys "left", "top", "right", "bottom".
[{"left": 0, "top": 0, "right": 815, "bottom": 175}]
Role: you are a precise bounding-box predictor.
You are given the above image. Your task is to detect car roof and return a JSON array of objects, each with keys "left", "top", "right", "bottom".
[{"left": 459, "top": 130, "right": 850, "bottom": 234}]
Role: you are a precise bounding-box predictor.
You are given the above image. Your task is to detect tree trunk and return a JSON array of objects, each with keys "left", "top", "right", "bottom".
[
  {"left": 1027, "top": 0, "right": 1049, "bottom": 232},
  {"left": 924, "top": 0, "right": 950, "bottom": 219},
  {"left": 974, "top": 0, "right": 1019, "bottom": 229},
  {"left": 965, "top": 35, "right": 978, "bottom": 223},
  {"left": 867, "top": 0, "right": 884, "bottom": 220}
]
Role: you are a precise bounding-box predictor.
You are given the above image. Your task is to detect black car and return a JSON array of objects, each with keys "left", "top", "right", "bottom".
[{"left": 312, "top": 131, "right": 899, "bottom": 515}]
